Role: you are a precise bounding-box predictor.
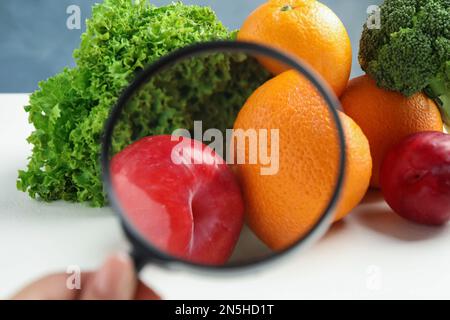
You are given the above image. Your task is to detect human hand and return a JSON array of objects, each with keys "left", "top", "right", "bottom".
[{"left": 12, "top": 253, "right": 160, "bottom": 300}]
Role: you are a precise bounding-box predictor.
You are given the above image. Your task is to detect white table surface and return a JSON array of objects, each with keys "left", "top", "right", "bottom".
[{"left": 1, "top": 94, "right": 449, "bottom": 300}]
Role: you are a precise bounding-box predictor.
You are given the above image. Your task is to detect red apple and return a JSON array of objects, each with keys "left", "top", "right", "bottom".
[
  {"left": 380, "top": 131, "right": 450, "bottom": 226},
  {"left": 111, "top": 135, "right": 244, "bottom": 265}
]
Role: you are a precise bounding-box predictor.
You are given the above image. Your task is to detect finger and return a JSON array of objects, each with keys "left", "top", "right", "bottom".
[
  {"left": 80, "top": 253, "right": 137, "bottom": 300},
  {"left": 135, "top": 281, "right": 161, "bottom": 300},
  {"left": 11, "top": 274, "right": 78, "bottom": 300}
]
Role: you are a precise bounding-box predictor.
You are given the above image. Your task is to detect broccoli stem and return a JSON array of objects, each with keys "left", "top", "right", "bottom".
[{"left": 426, "top": 76, "right": 450, "bottom": 130}]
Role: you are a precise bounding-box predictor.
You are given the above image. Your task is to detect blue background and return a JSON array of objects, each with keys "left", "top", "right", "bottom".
[{"left": 0, "top": 0, "right": 381, "bottom": 92}]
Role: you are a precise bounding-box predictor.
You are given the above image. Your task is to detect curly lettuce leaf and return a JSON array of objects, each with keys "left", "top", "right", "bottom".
[{"left": 18, "top": 0, "right": 269, "bottom": 207}]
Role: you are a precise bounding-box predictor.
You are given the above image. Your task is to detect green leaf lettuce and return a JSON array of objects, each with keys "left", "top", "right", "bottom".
[{"left": 17, "top": 0, "right": 269, "bottom": 207}]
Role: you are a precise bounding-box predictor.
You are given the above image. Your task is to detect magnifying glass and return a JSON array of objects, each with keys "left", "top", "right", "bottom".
[{"left": 101, "top": 41, "right": 346, "bottom": 273}]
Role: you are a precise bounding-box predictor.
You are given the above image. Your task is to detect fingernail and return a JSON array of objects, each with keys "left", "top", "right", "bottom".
[{"left": 93, "top": 253, "right": 137, "bottom": 300}]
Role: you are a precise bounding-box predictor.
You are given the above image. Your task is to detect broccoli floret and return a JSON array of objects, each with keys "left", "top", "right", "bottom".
[{"left": 359, "top": 0, "right": 450, "bottom": 126}]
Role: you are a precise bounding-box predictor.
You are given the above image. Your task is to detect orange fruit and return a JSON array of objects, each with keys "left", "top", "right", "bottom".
[
  {"left": 341, "top": 75, "right": 443, "bottom": 188},
  {"left": 334, "top": 114, "right": 373, "bottom": 221},
  {"left": 237, "top": 0, "right": 352, "bottom": 97},
  {"left": 233, "top": 70, "right": 371, "bottom": 250}
]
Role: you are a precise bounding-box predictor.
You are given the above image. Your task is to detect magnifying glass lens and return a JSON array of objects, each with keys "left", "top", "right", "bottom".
[{"left": 105, "top": 43, "right": 344, "bottom": 268}]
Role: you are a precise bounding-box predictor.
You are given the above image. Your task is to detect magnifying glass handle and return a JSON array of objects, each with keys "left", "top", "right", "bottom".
[{"left": 130, "top": 249, "right": 146, "bottom": 273}]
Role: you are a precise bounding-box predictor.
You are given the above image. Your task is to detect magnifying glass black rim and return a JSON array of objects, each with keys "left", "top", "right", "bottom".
[{"left": 101, "top": 40, "right": 346, "bottom": 272}]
